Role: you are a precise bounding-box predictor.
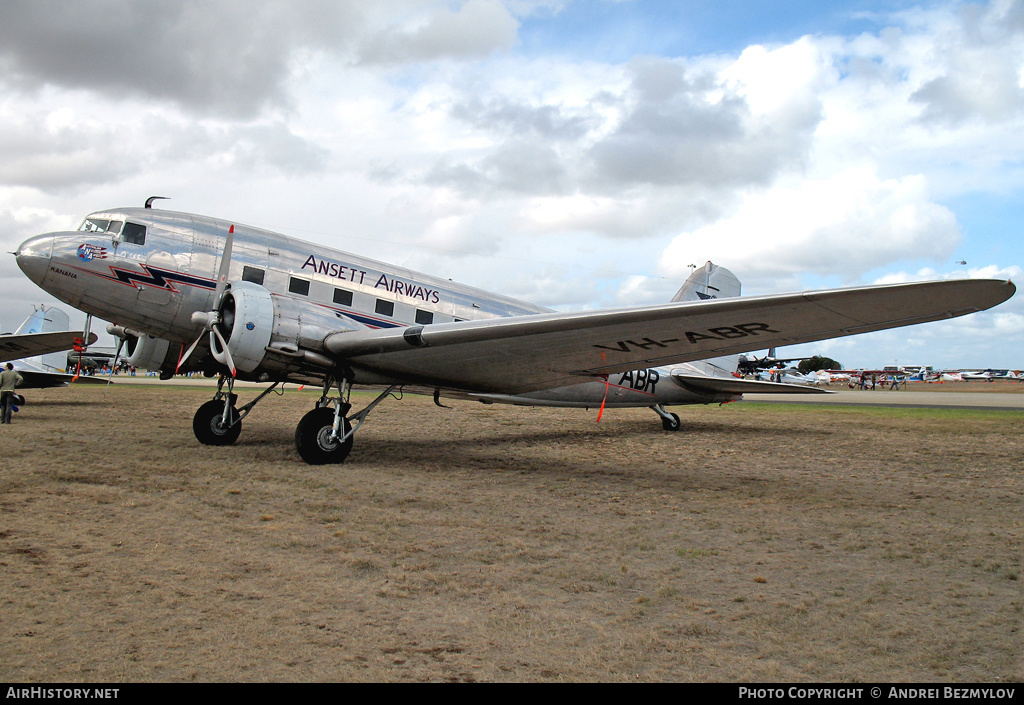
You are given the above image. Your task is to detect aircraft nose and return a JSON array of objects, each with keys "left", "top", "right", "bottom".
[{"left": 15, "top": 233, "right": 54, "bottom": 287}]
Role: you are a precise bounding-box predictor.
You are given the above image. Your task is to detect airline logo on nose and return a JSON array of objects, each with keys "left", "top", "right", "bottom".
[{"left": 77, "top": 244, "right": 108, "bottom": 262}]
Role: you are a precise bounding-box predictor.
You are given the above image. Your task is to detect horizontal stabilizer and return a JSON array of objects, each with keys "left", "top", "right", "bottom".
[{"left": 670, "top": 371, "right": 832, "bottom": 395}]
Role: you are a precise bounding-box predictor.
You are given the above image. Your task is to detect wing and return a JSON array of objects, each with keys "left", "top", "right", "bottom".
[
  {"left": 0, "top": 331, "right": 96, "bottom": 364},
  {"left": 324, "top": 278, "right": 1014, "bottom": 394}
]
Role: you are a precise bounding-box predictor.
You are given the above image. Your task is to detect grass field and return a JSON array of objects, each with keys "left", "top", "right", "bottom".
[{"left": 1, "top": 384, "right": 1021, "bottom": 682}]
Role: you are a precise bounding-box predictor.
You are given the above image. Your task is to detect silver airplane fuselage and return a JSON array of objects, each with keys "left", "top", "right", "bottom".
[{"left": 16, "top": 207, "right": 740, "bottom": 410}]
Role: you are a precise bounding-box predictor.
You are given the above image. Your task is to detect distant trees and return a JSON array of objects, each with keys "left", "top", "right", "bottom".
[{"left": 798, "top": 356, "right": 842, "bottom": 374}]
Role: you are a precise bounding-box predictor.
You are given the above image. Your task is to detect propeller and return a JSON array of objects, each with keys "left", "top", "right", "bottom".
[{"left": 177, "top": 225, "right": 237, "bottom": 376}]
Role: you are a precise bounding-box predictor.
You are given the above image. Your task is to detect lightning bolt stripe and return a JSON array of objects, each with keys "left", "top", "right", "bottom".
[
  {"left": 78, "top": 263, "right": 217, "bottom": 292},
  {"left": 79, "top": 262, "right": 404, "bottom": 329}
]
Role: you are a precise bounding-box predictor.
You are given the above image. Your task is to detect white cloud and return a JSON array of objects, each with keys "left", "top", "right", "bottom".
[
  {"left": 658, "top": 167, "right": 961, "bottom": 287},
  {"left": 358, "top": 0, "right": 519, "bottom": 64}
]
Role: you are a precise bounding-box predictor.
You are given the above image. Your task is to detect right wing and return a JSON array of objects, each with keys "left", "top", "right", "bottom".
[{"left": 324, "top": 278, "right": 1015, "bottom": 394}]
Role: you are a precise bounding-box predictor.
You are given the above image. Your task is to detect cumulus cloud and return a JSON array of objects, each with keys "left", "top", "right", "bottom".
[
  {"left": 657, "top": 167, "right": 962, "bottom": 286},
  {"left": 910, "top": 0, "right": 1024, "bottom": 125},
  {"left": 0, "top": 0, "right": 363, "bottom": 117},
  {"left": 357, "top": 0, "right": 519, "bottom": 64},
  {"left": 587, "top": 42, "right": 825, "bottom": 189},
  {"left": 419, "top": 49, "right": 823, "bottom": 220}
]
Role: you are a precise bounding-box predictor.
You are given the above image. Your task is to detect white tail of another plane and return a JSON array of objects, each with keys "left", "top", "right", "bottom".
[
  {"left": 670, "top": 262, "right": 742, "bottom": 378},
  {"left": 14, "top": 305, "right": 71, "bottom": 373}
]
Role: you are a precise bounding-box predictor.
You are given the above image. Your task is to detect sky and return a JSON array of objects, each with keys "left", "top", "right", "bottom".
[{"left": 1, "top": 0, "right": 1022, "bottom": 371}]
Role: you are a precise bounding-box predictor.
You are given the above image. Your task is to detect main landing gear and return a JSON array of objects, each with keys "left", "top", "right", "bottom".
[
  {"left": 651, "top": 404, "right": 681, "bottom": 432},
  {"left": 191, "top": 374, "right": 397, "bottom": 465},
  {"left": 294, "top": 378, "right": 398, "bottom": 465},
  {"left": 192, "top": 375, "right": 283, "bottom": 446}
]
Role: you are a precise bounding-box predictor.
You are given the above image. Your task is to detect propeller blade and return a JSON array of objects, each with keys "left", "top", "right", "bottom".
[
  {"left": 176, "top": 329, "right": 206, "bottom": 372},
  {"left": 106, "top": 336, "right": 126, "bottom": 386},
  {"left": 177, "top": 224, "right": 237, "bottom": 376},
  {"left": 210, "top": 325, "right": 236, "bottom": 377},
  {"left": 214, "top": 224, "right": 235, "bottom": 303}
]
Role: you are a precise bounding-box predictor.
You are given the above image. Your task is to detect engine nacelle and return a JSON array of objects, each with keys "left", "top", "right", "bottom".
[
  {"left": 124, "top": 334, "right": 176, "bottom": 372},
  {"left": 213, "top": 281, "right": 361, "bottom": 375}
]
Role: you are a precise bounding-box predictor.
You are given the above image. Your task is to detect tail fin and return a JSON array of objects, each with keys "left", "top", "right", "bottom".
[
  {"left": 671, "top": 262, "right": 742, "bottom": 378},
  {"left": 671, "top": 261, "right": 741, "bottom": 302},
  {"left": 14, "top": 306, "right": 72, "bottom": 373}
]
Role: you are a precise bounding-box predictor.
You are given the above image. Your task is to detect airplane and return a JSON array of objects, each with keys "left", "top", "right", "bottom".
[
  {"left": 13, "top": 200, "right": 1015, "bottom": 464},
  {"left": 754, "top": 367, "right": 819, "bottom": 386},
  {"left": 0, "top": 305, "right": 98, "bottom": 388},
  {"left": 736, "top": 348, "right": 812, "bottom": 376}
]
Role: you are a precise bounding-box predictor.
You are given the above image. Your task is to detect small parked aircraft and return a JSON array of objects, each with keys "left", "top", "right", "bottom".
[
  {"left": 736, "top": 348, "right": 812, "bottom": 376},
  {"left": 0, "top": 305, "right": 97, "bottom": 388},
  {"left": 14, "top": 200, "right": 1015, "bottom": 463}
]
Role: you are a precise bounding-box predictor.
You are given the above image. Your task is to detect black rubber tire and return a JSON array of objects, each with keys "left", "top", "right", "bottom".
[
  {"left": 193, "top": 399, "right": 242, "bottom": 445},
  {"left": 295, "top": 407, "right": 353, "bottom": 465},
  {"left": 662, "top": 412, "right": 681, "bottom": 432}
]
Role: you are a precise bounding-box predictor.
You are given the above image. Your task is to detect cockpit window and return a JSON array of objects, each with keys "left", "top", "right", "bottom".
[
  {"left": 78, "top": 218, "right": 125, "bottom": 236},
  {"left": 121, "top": 222, "right": 146, "bottom": 245}
]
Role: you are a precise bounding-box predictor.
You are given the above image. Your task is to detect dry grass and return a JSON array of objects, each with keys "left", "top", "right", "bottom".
[{"left": 0, "top": 385, "right": 1021, "bottom": 682}]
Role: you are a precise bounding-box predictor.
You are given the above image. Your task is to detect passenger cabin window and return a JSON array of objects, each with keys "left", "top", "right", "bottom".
[
  {"left": 415, "top": 310, "right": 434, "bottom": 325},
  {"left": 375, "top": 299, "right": 394, "bottom": 317},
  {"left": 121, "top": 222, "right": 146, "bottom": 245},
  {"left": 333, "top": 289, "right": 353, "bottom": 306},
  {"left": 242, "top": 266, "right": 265, "bottom": 286},
  {"left": 289, "top": 277, "right": 310, "bottom": 296}
]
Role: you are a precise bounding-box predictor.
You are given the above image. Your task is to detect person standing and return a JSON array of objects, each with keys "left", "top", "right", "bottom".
[{"left": 1, "top": 363, "right": 24, "bottom": 424}]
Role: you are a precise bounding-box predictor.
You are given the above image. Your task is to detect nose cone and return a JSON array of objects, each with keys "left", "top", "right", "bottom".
[{"left": 15, "top": 233, "right": 54, "bottom": 287}]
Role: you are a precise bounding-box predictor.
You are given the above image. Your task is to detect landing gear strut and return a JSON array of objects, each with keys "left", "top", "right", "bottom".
[
  {"left": 651, "top": 404, "right": 681, "bottom": 432},
  {"left": 294, "top": 377, "right": 398, "bottom": 465}
]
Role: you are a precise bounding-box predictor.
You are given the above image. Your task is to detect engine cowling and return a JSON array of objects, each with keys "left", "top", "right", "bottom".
[{"left": 211, "top": 282, "right": 274, "bottom": 374}]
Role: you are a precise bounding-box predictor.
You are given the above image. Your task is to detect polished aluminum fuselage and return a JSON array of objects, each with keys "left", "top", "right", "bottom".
[
  {"left": 17, "top": 207, "right": 739, "bottom": 407},
  {"left": 23, "top": 208, "right": 548, "bottom": 340}
]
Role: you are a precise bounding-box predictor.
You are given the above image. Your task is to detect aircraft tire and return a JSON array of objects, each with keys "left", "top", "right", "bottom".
[
  {"left": 662, "top": 412, "right": 681, "bottom": 432},
  {"left": 295, "top": 407, "right": 353, "bottom": 465},
  {"left": 193, "top": 399, "right": 242, "bottom": 446}
]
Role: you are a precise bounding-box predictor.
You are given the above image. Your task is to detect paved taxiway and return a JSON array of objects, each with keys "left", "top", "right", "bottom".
[{"left": 745, "top": 388, "right": 1024, "bottom": 411}]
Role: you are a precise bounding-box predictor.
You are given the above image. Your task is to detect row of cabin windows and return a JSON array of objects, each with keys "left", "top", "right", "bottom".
[{"left": 245, "top": 270, "right": 436, "bottom": 324}]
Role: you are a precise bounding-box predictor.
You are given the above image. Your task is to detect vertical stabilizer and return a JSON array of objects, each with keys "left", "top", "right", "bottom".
[
  {"left": 670, "top": 262, "right": 742, "bottom": 378},
  {"left": 15, "top": 305, "right": 72, "bottom": 372}
]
